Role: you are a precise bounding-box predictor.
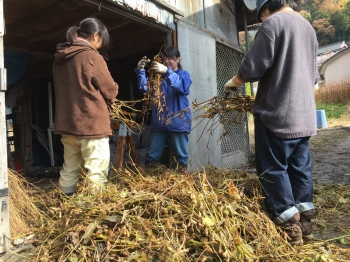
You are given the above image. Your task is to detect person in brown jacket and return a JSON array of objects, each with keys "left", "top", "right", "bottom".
[{"left": 52, "top": 18, "right": 119, "bottom": 196}]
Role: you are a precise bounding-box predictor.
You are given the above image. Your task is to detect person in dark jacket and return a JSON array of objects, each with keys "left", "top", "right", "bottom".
[
  {"left": 52, "top": 18, "right": 119, "bottom": 195},
  {"left": 134, "top": 46, "right": 192, "bottom": 172},
  {"left": 224, "top": 0, "right": 319, "bottom": 245}
]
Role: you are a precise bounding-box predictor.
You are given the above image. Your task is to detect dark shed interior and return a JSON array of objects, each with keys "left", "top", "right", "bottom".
[{"left": 4, "top": 0, "right": 170, "bottom": 173}]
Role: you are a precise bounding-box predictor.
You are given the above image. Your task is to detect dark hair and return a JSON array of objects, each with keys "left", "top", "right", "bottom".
[
  {"left": 162, "top": 46, "right": 182, "bottom": 70},
  {"left": 66, "top": 18, "right": 110, "bottom": 59},
  {"left": 258, "top": 0, "right": 298, "bottom": 20}
]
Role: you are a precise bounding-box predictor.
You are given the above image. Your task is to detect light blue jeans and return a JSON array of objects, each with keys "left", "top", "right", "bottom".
[{"left": 146, "top": 131, "right": 189, "bottom": 167}]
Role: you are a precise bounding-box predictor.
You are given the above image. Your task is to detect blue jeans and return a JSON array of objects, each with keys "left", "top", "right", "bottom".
[
  {"left": 254, "top": 114, "right": 315, "bottom": 224},
  {"left": 146, "top": 131, "right": 189, "bottom": 167}
]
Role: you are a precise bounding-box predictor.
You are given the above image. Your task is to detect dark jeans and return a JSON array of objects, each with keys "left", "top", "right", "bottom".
[{"left": 254, "top": 114, "right": 315, "bottom": 224}]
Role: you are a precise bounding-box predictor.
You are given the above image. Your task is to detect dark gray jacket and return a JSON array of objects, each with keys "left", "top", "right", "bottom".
[{"left": 238, "top": 12, "right": 319, "bottom": 139}]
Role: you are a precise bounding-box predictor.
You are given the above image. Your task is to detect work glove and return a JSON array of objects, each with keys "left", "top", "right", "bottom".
[
  {"left": 224, "top": 76, "right": 242, "bottom": 92},
  {"left": 137, "top": 56, "right": 150, "bottom": 70},
  {"left": 149, "top": 62, "right": 168, "bottom": 74}
]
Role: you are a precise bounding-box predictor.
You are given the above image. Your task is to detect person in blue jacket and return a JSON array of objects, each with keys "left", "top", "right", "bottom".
[{"left": 134, "top": 46, "right": 192, "bottom": 171}]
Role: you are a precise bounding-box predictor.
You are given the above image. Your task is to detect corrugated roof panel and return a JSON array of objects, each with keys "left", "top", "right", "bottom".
[
  {"left": 317, "top": 41, "right": 347, "bottom": 55},
  {"left": 109, "top": 0, "right": 175, "bottom": 29}
]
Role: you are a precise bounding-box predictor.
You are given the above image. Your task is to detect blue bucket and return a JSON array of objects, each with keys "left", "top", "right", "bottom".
[{"left": 316, "top": 110, "right": 328, "bottom": 129}]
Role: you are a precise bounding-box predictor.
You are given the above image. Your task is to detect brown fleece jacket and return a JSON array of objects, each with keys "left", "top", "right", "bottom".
[{"left": 52, "top": 41, "right": 118, "bottom": 138}]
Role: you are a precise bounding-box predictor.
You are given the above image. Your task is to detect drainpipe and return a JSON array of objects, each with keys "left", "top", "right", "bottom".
[
  {"left": 242, "top": 6, "right": 253, "bottom": 156},
  {"left": 243, "top": 7, "right": 255, "bottom": 97}
]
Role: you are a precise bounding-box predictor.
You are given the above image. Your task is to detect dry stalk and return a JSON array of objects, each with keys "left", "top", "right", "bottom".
[
  {"left": 27, "top": 166, "right": 350, "bottom": 261},
  {"left": 167, "top": 92, "right": 255, "bottom": 142},
  {"left": 141, "top": 48, "right": 168, "bottom": 123},
  {"left": 8, "top": 169, "right": 47, "bottom": 239},
  {"left": 109, "top": 99, "right": 143, "bottom": 133}
]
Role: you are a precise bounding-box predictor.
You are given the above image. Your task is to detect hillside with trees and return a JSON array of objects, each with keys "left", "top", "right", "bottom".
[
  {"left": 239, "top": 0, "right": 350, "bottom": 48},
  {"left": 300, "top": 0, "right": 350, "bottom": 46}
]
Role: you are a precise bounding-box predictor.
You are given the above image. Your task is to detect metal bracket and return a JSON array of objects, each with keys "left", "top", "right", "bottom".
[
  {"left": 1, "top": 201, "right": 7, "bottom": 212},
  {"left": 0, "top": 4, "right": 4, "bottom": 36},
  {"left": 0, "top": 188, "right": 9, "bottom": 198},
  {"left": 0, "top": 68, "right": 7, "bottom": 91},
  {"left": 118, "top": 123, "right": 128, "bottom": 137}
]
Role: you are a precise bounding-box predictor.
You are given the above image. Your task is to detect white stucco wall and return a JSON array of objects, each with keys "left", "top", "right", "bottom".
[{"left": 324, "top": 51, "right": 350, "bottom": 83}]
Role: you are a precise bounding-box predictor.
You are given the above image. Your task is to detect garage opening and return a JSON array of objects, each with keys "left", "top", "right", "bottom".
[{"left": 4, "top": 0, "right": 172, "bottom": 174}]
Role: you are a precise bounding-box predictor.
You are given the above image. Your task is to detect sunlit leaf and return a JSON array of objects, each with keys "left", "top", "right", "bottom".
[
  {"left": 338, "top": 197, "right": 347, "bottom": 203},
  {"left": 82, "top": 221, "right": 98, "bottom": 244},
  {"left": 203, "top": 217, "right": 216, "bottom": 227},
  {"left": 340, "top": 237, "right": 350, "bottom": 245}
]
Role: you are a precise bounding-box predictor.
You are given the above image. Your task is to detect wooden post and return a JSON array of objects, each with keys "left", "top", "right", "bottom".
[
  {"left": 126, "top": 135, "right": 139, "bottom": 165},
  {"left": 0, "top": 0, "right": 11, "bottom": 252},
  {"left": 114, "top": 123, "right": 128, "bottom": 169},
  {"left": 113, "top": 123, "right": 140, "bottom": 169}
]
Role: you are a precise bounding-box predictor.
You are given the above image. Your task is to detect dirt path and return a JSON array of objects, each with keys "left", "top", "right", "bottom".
[
  {"left": 310, "top": 126, "right": 350, "bottom": 242},
  {"left": 311, "top": 126, "right": 350, "bottom": 185}
]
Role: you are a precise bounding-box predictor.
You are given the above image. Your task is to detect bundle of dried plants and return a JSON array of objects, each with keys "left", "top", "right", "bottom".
[
  {"left": 109, "top": 99, "right": 143, "bottom": 132},
  {"left": 140, "top": 49, "right": 168, "bottom": 123},
  {"left": 8, "top": 169, "right": 47, "bottom": 239}
]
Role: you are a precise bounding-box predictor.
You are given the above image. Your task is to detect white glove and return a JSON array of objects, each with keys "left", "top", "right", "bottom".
[
  {"left": 137, "top": 56, "right": 150, "bottom": 70},
  {"left": 224, "top": 76, "right": 242, "bottom": 92},
  {"left": 149, "top": 62, "right": 168, "bottom": 74}
]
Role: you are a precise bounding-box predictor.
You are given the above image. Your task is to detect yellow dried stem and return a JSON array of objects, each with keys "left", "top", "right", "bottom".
[
  {"left": 109, "top": 99, "right": 143, "bottom": 133},
  {"left": 141, "top": 50, "right": 169, "bottom": 122}
]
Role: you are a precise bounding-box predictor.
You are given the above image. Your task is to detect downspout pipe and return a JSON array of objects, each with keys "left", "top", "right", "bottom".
[{"left": 243, "top": 6, "right": 255, "bottom": 96}]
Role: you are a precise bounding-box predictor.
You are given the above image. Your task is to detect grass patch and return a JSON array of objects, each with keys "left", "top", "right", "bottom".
[{"left": 316, "top": 102, "right": 348, "bottom": 119}]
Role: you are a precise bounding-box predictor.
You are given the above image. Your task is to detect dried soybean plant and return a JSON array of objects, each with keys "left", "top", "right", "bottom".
[
  {"left": 168, "top": 91, "right": 255, "bottom": 140},
  {"left": 30, "top": 167, "right": 350, "bottom": 262},
  {"left": 109, "top": 99, "right": 143, "bottom": 132},
  {"left": 192, "top": 91, "right": 254, "bottom": 124},
  {"left": 140, "top": 48, "right": 168, "bottom": 122}
]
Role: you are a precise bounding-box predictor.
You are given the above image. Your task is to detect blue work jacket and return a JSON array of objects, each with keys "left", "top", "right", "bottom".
[{"left": 134, "top": 67, "right": 192, "bottom": 133}]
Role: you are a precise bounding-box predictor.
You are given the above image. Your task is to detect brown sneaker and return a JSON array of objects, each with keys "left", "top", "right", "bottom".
[
  {"left": 300, "top": 210, "right": 316, "bottom": 240},
  {"left": 279, "top": 213, "right": 303, "bottom": 246}
]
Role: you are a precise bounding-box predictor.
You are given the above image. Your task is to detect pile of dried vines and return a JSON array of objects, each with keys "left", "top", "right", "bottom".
[{"left": 26, "top": 166, "right": 350, "bottom": 261}]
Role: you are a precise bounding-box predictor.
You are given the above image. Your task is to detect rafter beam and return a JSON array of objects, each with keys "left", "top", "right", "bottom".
[
  {"left": 75, "top": 0, "right": 171, "bottom": 33},
  {"left": 6, "top": 0, "right": 70, "bottom": 32},
  {"left": 28, "top": 11, "right": 98, "bottom": 44}
]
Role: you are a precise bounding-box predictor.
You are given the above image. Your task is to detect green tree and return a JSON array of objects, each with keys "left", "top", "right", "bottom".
[
  {"left": 330, "top": 10, "right": 350, "bottom": 40},
  {"left": 330, "top": 11, "right": 349, "bottom": 31},
  {"left": 344, "top": 1, "right": 350, "bottom": 17},
  {"left": 312, "top": 10, "right": 329, "bottom": 20},
  {"left": 300, "top": 10, "right": 312, "bottom": 22}
]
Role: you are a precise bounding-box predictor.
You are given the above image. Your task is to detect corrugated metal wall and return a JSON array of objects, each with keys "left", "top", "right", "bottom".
[
  {"left": 109, "top": 0, "right": 239, "bottom": 47},
  {"left": 177, "top": 19, "right": 222, "bottom": 170},
  {"left": 166, "top": 0, "right": 239, "bottom": 46},
  {"left": 108, "top": 0, "right": 176, "bottom": 29}
]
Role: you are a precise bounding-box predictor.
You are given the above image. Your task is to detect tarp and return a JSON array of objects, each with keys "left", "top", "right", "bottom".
[{"left": 4, "top": 49, "right": 30, "bottom": 86}]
